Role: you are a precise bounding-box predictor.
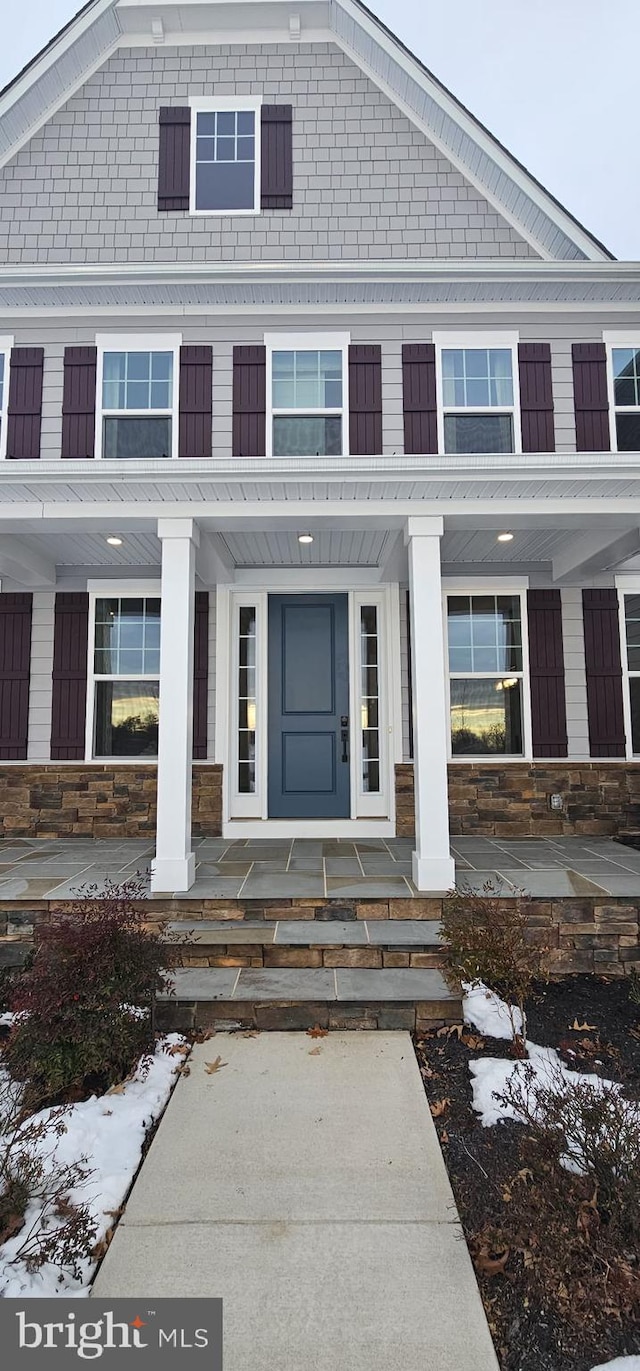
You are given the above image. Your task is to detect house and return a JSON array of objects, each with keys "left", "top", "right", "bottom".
[{"left": 0, "top": 0, "right": 638, "bottom": 896}]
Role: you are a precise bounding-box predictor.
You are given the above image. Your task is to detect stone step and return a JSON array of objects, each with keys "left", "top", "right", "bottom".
[
  {"left": 157, "top": 965, "right": 461, "bottom": 1033},
  {"left": 165, "top": 918, "right": 449, "bottom": 971}
]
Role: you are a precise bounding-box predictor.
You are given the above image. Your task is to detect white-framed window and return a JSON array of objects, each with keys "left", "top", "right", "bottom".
[
  {"left": 604, "top": 334, "right": 640, "bottom": 452},
  {"left": 264, "top": 332, "right": 350, "bottom": 458},
  {"left": 95, "top": 333, "right": 181, "bottom": 461},
  {"left": 226, "top": 590, "right": 267, "bottom": 820},
  {"left": 190, "top": 97, "right": 261, "bottom": 216},
  {"left": 444, "top": 584, "right": 531, "bottom": 758},
  {"left": 87, "top": 588, "right": 162, "bottom": 760},
  {"left": 434, "top": 331, "right": 521, "bottom": 455},
  {"left": 0, "top": 337, "right": 14, "bottom": 463},
  {"left": 617, "top": 584, "right": 640, "bottom": 757}
]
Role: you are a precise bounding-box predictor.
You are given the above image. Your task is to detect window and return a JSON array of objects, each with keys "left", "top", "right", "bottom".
[
  {"left": 447, "top": 593, "right": 525, "bottom": 756},
  {"left": 266, "top": 334, "right": 349, "bottom": 457},
  {"left": 435, "top": 334, "right": 520, "bottom": 454},
  {"left": 360, "top": 605, "right": 380, "bottom": 793},
  {"left": 91, "top": 597, "right": 160, "bottom": 758},
  {"left": 96, "top": 335, "right": 180, "bottom": 460},
  {"left": 610, "top": 347, "right": 640, "bottom": 452},
  {"left": 191, "top": 101, "right": 259, "bottom": 214},
  {"left": 237, "top": 605, "right": 257, "bottom": 793},
  {"left": 622, "top": 594, "right": 640, "bottom": 754}
]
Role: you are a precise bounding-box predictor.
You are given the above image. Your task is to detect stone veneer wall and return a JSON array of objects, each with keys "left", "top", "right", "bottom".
[
  {"left": 395, "top": 763, "right": 640, "bottom": 838},
  {"left": 0, "top": 765, "right": 223, "bottom": 838}
]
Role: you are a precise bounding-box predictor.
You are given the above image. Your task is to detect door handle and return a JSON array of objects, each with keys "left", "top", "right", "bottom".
[{"left": 340, "top": 716, "right": 349, "bottom": 763}]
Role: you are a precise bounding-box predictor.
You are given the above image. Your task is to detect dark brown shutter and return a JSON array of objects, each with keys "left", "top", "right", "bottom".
[
  {"left": 232, "top": 346, "right": 266, "bottom": 457},
  {"left": 179, "top": 345, "right": 212, "bottom": 459},
  {"left": 518, "top": 343, "right": 555, "bottom": 453},
  {"left": 572, "top": 343, "right": 610, "bottom": 452},
  {"left": 158, "top": 107, "right": 191, "bottom": 212},
  {"left": 402, "top": 343, "right": 437, "bottom": 455},
  {"left": 349, "top": 345, "right": 383, "bottom": 456},
  {"left": 51, "top": 593, "right": 89, "bottom": 761},
  {"left": 61, "top": 347, "right": 97, "bottom": 460},
  {"left": 6, "top": 348, "right": 44, "bottom": 460},
  {"left": 0, "top": 593, "right": 32, "bottom": 760},
  {"left": 582, "top": 589, "right": 626, "bottom": 757},
  {"left": 193, "top": 591, "right": 209, "bottom": 760},
  {"left": 261, "top": 105, "right": 293, "bottom": 209},
  {"left": 527, "top": 589, "right": 568, "bottom": 758}
]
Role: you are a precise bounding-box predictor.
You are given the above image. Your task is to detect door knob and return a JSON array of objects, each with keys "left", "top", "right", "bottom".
[{"left": 340, "top": 716, "right": 349, "bottom": 763}]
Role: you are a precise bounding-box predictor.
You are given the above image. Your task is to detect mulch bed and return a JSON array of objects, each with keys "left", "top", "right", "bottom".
[{"left": 415, "top": 976, "right": 640, "bottom": 1371}]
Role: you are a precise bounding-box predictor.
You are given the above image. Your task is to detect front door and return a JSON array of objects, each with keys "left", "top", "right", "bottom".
[{"left": 268, "top": 594, "right": 350, "bottom": 819}]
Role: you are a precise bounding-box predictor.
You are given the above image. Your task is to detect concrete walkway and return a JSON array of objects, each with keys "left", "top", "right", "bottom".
[{"left": 92, "top": 1033, "right": 499, "bottom": 1371}]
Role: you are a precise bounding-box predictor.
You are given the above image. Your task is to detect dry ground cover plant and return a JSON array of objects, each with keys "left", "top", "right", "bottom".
[{"left": 415, "top": 977, "right": 640, "bottom": 1371}]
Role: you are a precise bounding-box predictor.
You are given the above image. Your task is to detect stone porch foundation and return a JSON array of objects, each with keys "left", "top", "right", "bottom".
[
  {"left": 0, "top": 764, "right": 223, "bottom": 839},
  {"left": 396, "top": 762, "right": 640, "bottom": 838}
]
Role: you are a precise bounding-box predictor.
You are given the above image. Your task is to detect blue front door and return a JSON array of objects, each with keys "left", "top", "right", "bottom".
[{"left": 268, "top": 594, "right": 350, "bottom": 819}]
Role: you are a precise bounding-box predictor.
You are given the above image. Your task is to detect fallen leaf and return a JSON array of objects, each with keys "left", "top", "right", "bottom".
[
  {"left": 308, "top": 1046, "right": 322, "bottom": 1056},
  {"left": 307, "top": 1025, "right": 328, "bottom": 1039},
  {"left": 436, "top": 1023, "right": 464, "bottom": 1039},
  {"left": 440, "top": 1129, "right": 449, "bottom": 1144},
  {"left": 462, "top": 1033, "right": 486, "bottom": 1051},
  {"left": 571, "top": 1018, "right": 597, "bottom": 1031},
  {"left": 243, "top": 1030, "right": 260, "bottom": 1038},
  {"left": 193, "top": 1028, "right": 215, "bottom": 1043},
  {"left": 177, "top": 1063, "right": 191, "bottom": 1076},
  {"left": 430, "top": 1097, "right": 451, "bottom": 1118},
  {"left": 476, "top": 1246, "right": 510, "bottom": 1277},
  {"left": 106, "top": 1081, "right": 126, "bottom": 1095},
  {"left": 166, "top": 1042, "right": 188, "bottom": 1056},
  {"left": 104, "top": 1206, "right": 125, "bottom": 1221},
  {"left": 204, "top": 1056, "right": 227, "bottom": 1074}
]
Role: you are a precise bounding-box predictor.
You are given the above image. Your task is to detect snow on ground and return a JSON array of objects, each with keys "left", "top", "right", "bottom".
[
  {"left": 468, "top": 1040, "right": 608, "bottom": 1129},
  {"left": 590, "top": 1359, "right": 640, "bottom": 1371},
  {"left": 0, "top": 1034, "right": 187, "bottom": 1298},
  {"left": 462, "top": 981, "right": 524, "bottom": 1040}
]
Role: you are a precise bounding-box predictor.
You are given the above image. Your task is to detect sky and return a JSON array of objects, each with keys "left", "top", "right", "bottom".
[{"left": 1, "top": 0, "right": 639, "bottom": 259}]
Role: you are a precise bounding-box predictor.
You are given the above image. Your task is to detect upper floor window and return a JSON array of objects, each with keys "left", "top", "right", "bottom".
[
  {"left": 610, "top": 347, "right": 640, "bottom": 452},
  {"left": 191, "top": 100, "right": 260, "bottom": 214},
  {"left": 96, "top": 335, "right": 180, "bottom": 460},
  {"left": 435, "top": 333, "right": 521, "bottom": 455},
  {"left": 446, "top": 592, "right": 526, "bottom": 756},
  {"left": 265, "top": 333, "right": 349, "bottom": 457}
]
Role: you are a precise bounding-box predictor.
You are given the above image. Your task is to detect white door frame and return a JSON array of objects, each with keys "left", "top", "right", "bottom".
[{"left": 215, "top": 577, "right": 402, "bottom": 838}]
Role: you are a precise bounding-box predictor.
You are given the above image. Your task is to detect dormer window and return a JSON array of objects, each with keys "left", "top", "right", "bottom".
[{"left": 192, "top": 107, "right": 258, "bottom": 214}]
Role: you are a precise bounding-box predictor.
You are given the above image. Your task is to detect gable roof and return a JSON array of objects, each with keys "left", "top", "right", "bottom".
[{"left": 0, "top": 0, "right": 614, "bottom": 263}]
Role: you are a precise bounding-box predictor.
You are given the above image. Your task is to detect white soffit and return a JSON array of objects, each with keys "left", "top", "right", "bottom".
[{"left": 0, "top": 0, "right": 612, "bottom": 263}]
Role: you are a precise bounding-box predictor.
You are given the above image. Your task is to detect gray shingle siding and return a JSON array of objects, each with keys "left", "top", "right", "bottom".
[{"left": 0, "top": 42, "right": 537, "bottom": 265}]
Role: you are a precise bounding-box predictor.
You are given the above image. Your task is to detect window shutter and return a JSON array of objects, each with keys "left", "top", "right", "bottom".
[
  {"left": 582, "top": 589, "right": 626, "bottom": 757},
  {"left": 51, "top": 593, "right": 89, "bottom": 761},
  {"left": 6, "top": 348, "right": 44, "bottom": 460},
  {"left": 193, "top": 591, "right": 209, "bottom": 760},
  {"left": 261, "top": 106, "right": 293, "bottom": 209},
  {"left": 179, "top": 345, "right": 212, "bottom": 459},
  {"left": 158, "top": 107, "right": 191, "bottom": 212},
  {"left": 232, "top": 346, "right": 266, "bottom": 457},
  {"left": 61, "top": 346, "right": 97, "bottom": 460},
  {"left": 402, "top": 343, "right": 437, "bottom": 454},
  {"left": 527, "top": 589, "right": 568, "bottom": 758},
  {"left": 0, "top": 593, "right": 32, "bottom": 761},
  {"left": 572, "top": 343, "right": 610, "bottom": 452},
  {"left": 518, "top": 343, "right": 555, "bottom": 453},
  {"left": 349, "top": 344, "right": 383, "bottom": 456}
]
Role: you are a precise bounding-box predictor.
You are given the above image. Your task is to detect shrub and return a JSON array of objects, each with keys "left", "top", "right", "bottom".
[
  {"left": 4, "top": 878, "right": 177, "bottom": 1107},
  {"left": 441, "top": 886, "right": 548, "bottom": 1053},
  {"left": 0, "top": 1078, "right": 96, "bottom": 1281}
]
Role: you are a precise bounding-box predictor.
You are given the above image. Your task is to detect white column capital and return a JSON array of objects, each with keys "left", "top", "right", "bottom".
[
  {"left": 404, "top": 516, "right": 444, "bottom": 544},
  {"left": 157, "top": 517, "right": 200, "bottom": 547}
]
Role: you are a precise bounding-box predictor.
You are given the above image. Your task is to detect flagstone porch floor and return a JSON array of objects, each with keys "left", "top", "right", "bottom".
[{"left": 0, "top": 834, "right": 638, "bottom": 900}]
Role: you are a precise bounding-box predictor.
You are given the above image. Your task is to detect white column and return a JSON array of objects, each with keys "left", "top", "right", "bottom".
[
  {"left": 151, "top": 518, "right": 199, "bottom": 894},
  {"left": 405, "top": 516, "right": 456, "bottom": 893}
]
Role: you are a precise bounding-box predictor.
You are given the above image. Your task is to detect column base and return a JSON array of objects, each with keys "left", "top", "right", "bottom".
[
  {"left": 412, "top": 851, "right": 456, "bottom": 895},
  {"left": 150, "top": 852, "right": 196, "bottom": 894}
]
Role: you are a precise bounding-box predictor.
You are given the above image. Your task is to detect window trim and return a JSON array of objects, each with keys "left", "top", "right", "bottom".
[
  {"left": 433, "top": 330, "right": 522, "bottom": 456},
  {"left": 0, "top": 337, "right": 15, "bottom": 463},
  {"left": 603, "top": 331, "right": 640, "bottom": 455},
  {"left": 94, "top": 333, "right": 181, "bottom": 462},
  {"left": 442, "top": 578, "right": 532, "bottom": 762},
  {"left": 616, "top": 578, "right": 640, "bottom": 759},
  {"left": 85, "top": 582, "right": 162, "bottom": 762},
  {"left": 264, "top": 331, "right": 351, "bottom": 460},
  {"left": 189, "top": 95, "right": 262, "bottom": 218}
]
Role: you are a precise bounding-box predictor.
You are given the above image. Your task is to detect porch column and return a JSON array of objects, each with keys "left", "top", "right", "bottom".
[
  {"left": 405, "top": 516, "right": 456, "bottom": 893},
  {"left": 151, "top": 518, "right": 200, "bottom": 894}
]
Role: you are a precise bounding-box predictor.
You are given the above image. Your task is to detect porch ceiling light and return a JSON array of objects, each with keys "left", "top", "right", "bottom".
[
  {"left": 497, "top": 532, "right": 514, "bottom": 543},
  {"left": 298, "top": 533, "right": 314, "bottom": 544},
  {"left": 106, "top": 535, "right": 123, "bottom": 546}
]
